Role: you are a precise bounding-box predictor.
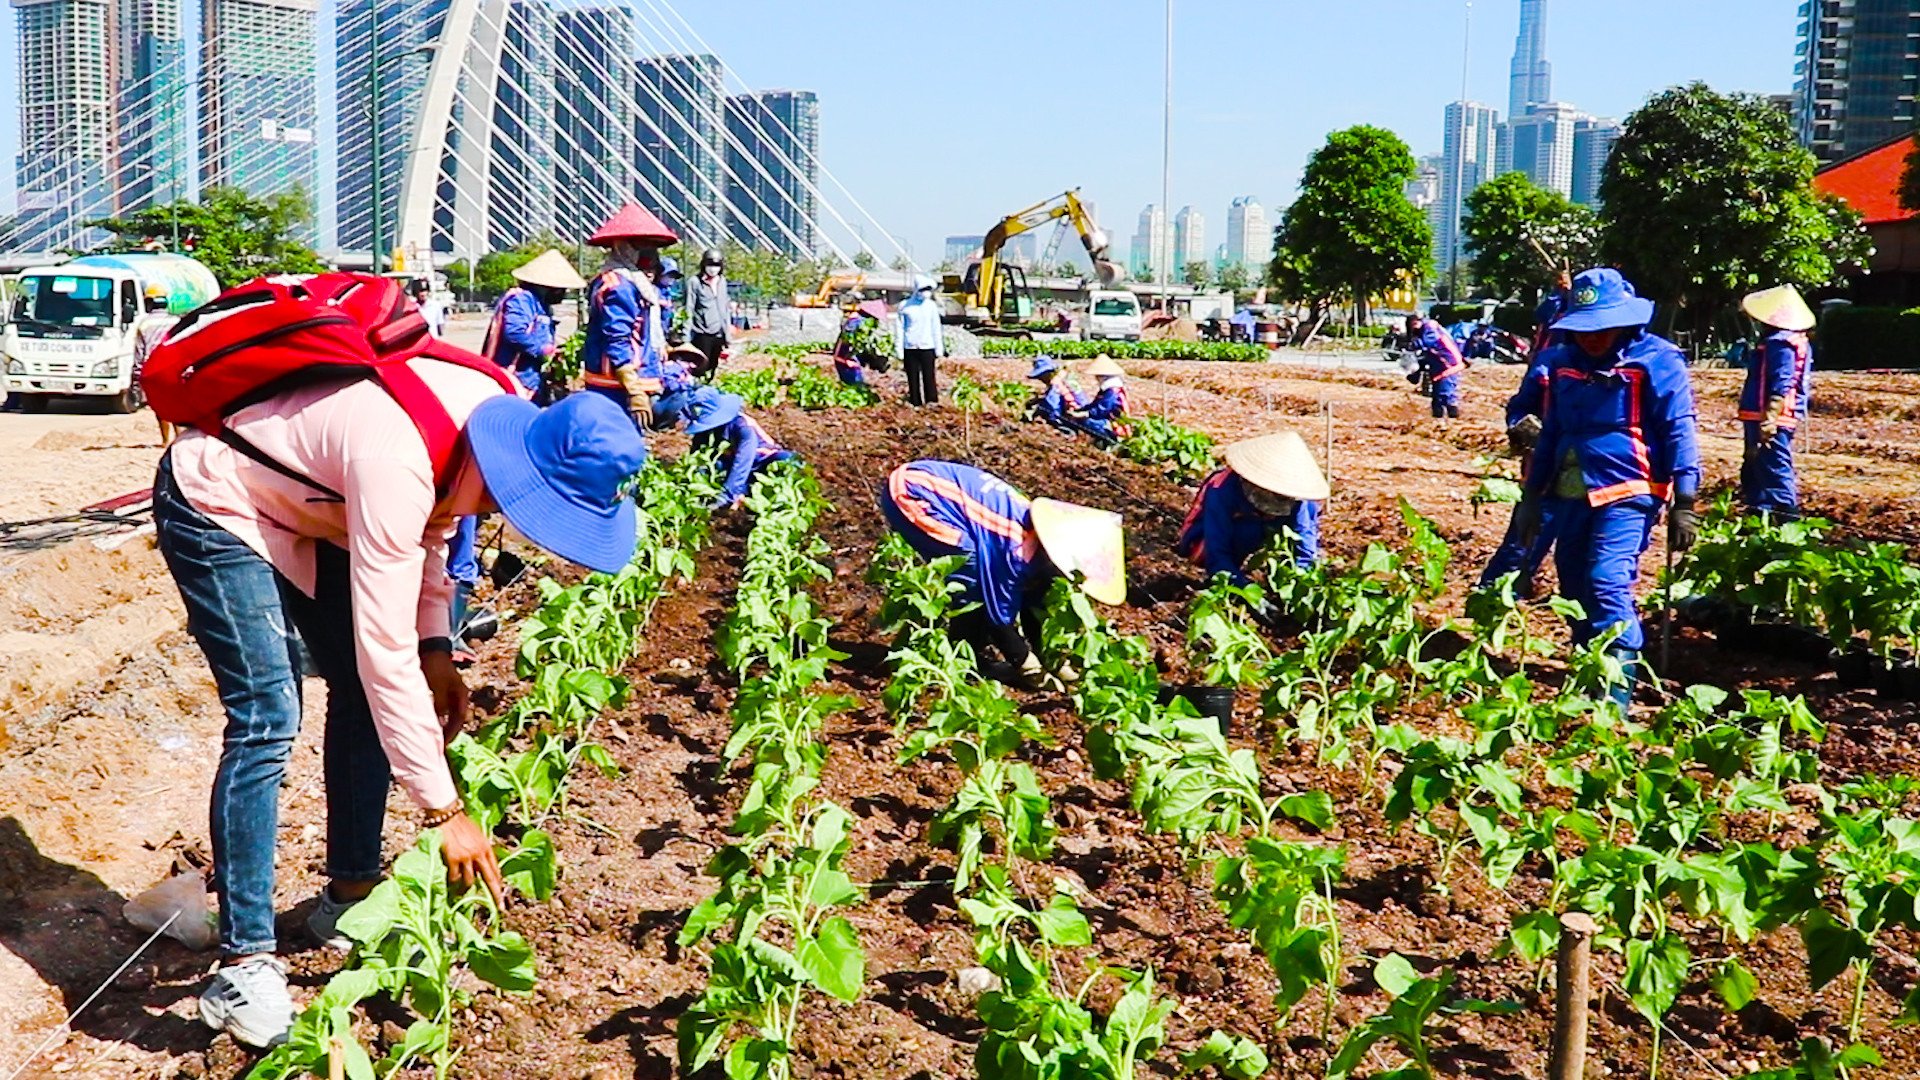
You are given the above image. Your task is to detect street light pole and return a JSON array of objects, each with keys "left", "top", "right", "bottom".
[
  {"left": 369, "top": 0, "right": 384, "bottom": 272},
  {"left": 1160, "top": 0, "right": 1173, "bottom": 308},
  {"left": 1448, "top": 0, "right": 1472, "bottom": 304}
]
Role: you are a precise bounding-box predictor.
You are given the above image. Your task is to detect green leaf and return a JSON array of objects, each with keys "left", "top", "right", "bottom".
[
  {"left": 797, "top": 916, "right": 865, "bottom": 1002},
  {"left": 1713, "top": 956, "right": 1759, "bottom": 1012},
  {"left": 468, "top": 930, "right": 537, "bottom": 992},
  {"left": 500, "top": 829, "right": 557, "bottom": 902},
  {"left": 1507, "top": 910, "right": 1560, "bottom": 965},
  {"left": 1623, "top": 933, "right": 1689, "bottom": 1024},
  {"left": 1035, "top": 891, "right": 1093, "bottom": 947},
  {"left": 1179, "top": 1030, "right": 1270, "bottom": 1079},
  {"left": 1799, "top": 908, "right": 1872, "bottom": 992},
  {"left": 333, "top": 880, "right": 401, "bottom": 945},
  {"left": 384, "top": 1018, "right": 447, "bottom": 1071},
  {"left": 1275, "top": 790, "right": 1335, "bottom": 832},
  {"left": 1373, "top": 953, "right": 1421, "bottom": 999}
]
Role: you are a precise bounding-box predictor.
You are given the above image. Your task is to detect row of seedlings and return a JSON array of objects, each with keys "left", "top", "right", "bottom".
[
  {"left": 867, "top": 536, "right": 1270, "bottom": 1079},
  {"left": 253, "top": 453, "right": 721, "bottom": 1079},
  {"left": 677, "top": 462, "right": 869, "bottom": 1080}
]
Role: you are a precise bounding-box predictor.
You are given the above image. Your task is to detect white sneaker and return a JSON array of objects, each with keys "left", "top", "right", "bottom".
[
  {"left": 198, "top": 956, "right": 295, "bottom": 1048},
  {"left": 305, "top": 888, "right": 357, "bottom": 952}
]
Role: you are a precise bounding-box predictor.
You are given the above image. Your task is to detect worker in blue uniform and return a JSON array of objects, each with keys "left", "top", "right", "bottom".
[
  {"left": 1075, "top": 355, "right": 1132, "bottom": 445},
  {"left": 580, "top": 203, "right": 678, "bottom": 429},
  {"left": 1024, "top": 356, "right": 1083, "bottom": 429},
  {"left": 1475, "top": 355, "right": 1558, "bottom": 596},
  {"left": 481, "top": 249, "right": 584, "bottom": 404},
  {"left": 679, "top": 389, "right": 798, "bottom": 510},
  {"left": 1737, "top": 285, "right": 1817, "bottom": 517},
  {"left": 1514, "top": 268, "right": 1701, "bottom": 708},
  {"left": 1177, "top": 430, "right": 1328, "bottom": 583},
  {"left": 879, "top": 461, "right": 1124, "bottom": 687},
  {"left": 1406, "top": 312, "right": 1468, "bottom": 419}
]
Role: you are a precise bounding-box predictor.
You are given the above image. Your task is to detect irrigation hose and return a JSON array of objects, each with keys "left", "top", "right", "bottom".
[{"left": 0, "top": 910, "right": 180, "bottom": 1080}]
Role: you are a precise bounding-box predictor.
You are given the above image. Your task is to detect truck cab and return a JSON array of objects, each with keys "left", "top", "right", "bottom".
[{"left": 1082, "top": 289, "right": 1142, "bottom": 343}]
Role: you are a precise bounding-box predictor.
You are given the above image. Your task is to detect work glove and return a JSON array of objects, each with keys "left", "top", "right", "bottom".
[
  {"left": 616, "top": 367, "right": 655, "bottom": 429},
  {"left": 1513, "top": 494, "right": 1545, "bottom": 545},
  {"left": 1013, "top": 652, "right": 1046, "bottom": 691},
  {"left": 1506, "top": 414, "right": 1542, "bottom": 456},
  {"left": 1668, "top": 496, "right": 1698, "bottom": 553},
  {"left": 1759, "top": 396, "right": 1786, "bottom": 440}
]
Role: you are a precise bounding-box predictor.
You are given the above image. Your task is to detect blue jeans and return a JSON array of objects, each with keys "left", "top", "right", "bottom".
[{"left": 153, "top": 457, "right": 391, "bottom": 958}]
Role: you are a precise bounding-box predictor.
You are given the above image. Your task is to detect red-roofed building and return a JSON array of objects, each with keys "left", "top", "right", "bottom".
[{"left": 1816, "top": 134, "right": 1920, "bottom": 306}]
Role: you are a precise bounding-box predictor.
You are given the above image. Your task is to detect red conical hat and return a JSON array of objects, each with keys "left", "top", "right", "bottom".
[{"left": 588, "top": 203, "right": 678, "bottom": 247}]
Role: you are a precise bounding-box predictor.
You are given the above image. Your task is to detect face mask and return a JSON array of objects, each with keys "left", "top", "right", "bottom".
[{"left": 1244, "top": 485, "right": 1297, "bottom": 518}]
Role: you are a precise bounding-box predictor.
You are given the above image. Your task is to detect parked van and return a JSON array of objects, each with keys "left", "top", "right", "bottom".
[{"left": 1083, "top": 289, "right": 1142, "bottom": 342}]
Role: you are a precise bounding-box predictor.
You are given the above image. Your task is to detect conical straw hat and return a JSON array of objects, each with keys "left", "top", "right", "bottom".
[
  {"left": 1741, "top": 285, "right": 1816, "bottom": 332},
  {"left": 587, "top": 202, "right": 678, "bottom": 247},
  {"left": 512, "top": 249, "right": 587, "bottom": 290},
  {"left": 1083, "top": 354, "right": 1126, "bottom": 378},
  {"left": 1029, "top": 498, "right": 1126, "bottom": 605},
  {"left": 1222, "top": 430, "right": 1330, "bottom": 502}
]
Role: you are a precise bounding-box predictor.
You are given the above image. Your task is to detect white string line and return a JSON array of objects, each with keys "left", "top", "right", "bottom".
[
  {"left": 0, "top": 911, "right": 180, "bottom": 1080},
  {"left": 635, "top": 0, "right": 907, "bottom": 266}
]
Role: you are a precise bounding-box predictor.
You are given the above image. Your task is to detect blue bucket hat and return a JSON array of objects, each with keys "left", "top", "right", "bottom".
[
  {"left": 658, "top": 255, "right": 682, "bottom": 280},
  {"left": 466, "top": 392, "right": 645, "bottom": 573},
  {"left": 1027, "top": 356, "right": 1059, "bottom": 380},
  {"left": 683, "top": 388, "right": 744, "bottom": 436},
  {"left": 1553, "top": 268, "right": 1655, "bottom": 333}
]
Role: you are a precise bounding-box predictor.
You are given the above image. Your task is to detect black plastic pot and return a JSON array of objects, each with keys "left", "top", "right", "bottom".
[
  {"left": 1160, "top": 685, "right": 1238, "bottom": 736},
  {"left": 1832, "top": 645, "right": 1875, "bottom": 689},
  {"left": 460, "top": 607, "right": 499, "bottom": 643},
  {"left": 1871, "top": 648, "right": 1915, "bottom": 700},
  {"left": 1756, "top": 623, "right": 1831, "bottom": 661},
  {"left": 489, "top": 550, "right": 528, "bottom": 590}
]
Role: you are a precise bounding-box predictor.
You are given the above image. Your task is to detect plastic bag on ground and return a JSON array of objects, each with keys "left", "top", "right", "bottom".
[{"left": 124, "top": 871, "right": 218, "bottom": 950}]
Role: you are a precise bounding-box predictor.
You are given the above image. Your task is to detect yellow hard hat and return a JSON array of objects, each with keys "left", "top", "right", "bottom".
[{"left": 144, "top": 284, "right": 169, "bottom": 300}]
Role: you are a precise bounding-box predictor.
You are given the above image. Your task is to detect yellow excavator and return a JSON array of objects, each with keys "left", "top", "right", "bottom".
[{"left": 945, "top": 189, "right": 1125, "bottom": 329}]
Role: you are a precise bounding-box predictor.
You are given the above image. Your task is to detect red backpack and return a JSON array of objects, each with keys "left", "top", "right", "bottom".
[{"left": 144, "top": 272, "right": 517, "bottom": 498}]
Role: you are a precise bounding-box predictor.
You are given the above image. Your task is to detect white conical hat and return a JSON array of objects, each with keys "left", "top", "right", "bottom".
[
  {"left": 1083, "top": 354, "right": 1126, "bottom": 378},
  {"left": 512, "top": 249, "right": 588, "bottom": 290},
  {"left": 1741, "top": 285, "right": 1816, "bottom": 332},
  {"left": 1222, "top": 430, "right": 1330, "bottom": 502},
  {"left": 1029, "top": 498, "right": 1126, "bottom": 606}
]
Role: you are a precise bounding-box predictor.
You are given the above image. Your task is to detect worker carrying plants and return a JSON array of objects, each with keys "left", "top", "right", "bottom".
[
  {"left": 684, "top": 248, "right": 731, "bottom": 377},
  {"left": 830, "top": 294, "right": 874, "bottom": 387},
  {"left": 481, "top": 249, "right": 585, "bottom": 403},
  {"left": 896, "top": 275, "right": 946, "bottom": 406},
  {"left": 142, "top": 271, "right": 647, "bottom": 1048},
  {"left": 1514, "top": 268, "right": 1700, "bottom": 707},
  {"left": 1074, "top": 354, "right": 1132, "bottom": 445},
  {"left": 1475, "top": 354, "right": 1557, "bottom": 596},
  {"left": 132, "top": 285, "right": 179, "bottom": 444},
  {"left": 679, "top": 388, "right": 798, "bottom": 510},
  {"left": 581, "top": 202, "right": 678, "bottom": 429},
  {"left": 879, "top": 460, "right": 1124, "bottom": 688},
  {"left": 1737, "top": 284, "right": 1817, "bottom": 517},
  {"left": 1024, "top": 356, "right": 1083, "bottom": 430},
  {"left": 1177, "top": 430, "right": 1327, "bottom": 583},
  {"left": 1406, "top": 311, "right": 1468, "bottom": 419}
]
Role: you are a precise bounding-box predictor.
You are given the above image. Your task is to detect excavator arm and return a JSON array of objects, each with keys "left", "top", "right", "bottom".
[{"left": 966, "top": 189, "right": 1124, "bottom": 322}]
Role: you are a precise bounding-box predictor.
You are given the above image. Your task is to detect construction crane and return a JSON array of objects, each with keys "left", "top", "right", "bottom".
[{"left": 945, "top": 189, "right": 1124, "bottom": 330}]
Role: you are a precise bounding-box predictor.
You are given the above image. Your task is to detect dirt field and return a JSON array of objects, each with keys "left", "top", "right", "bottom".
[{"left": 1, "top": 350, "right": 1916, "bottom": 1080}]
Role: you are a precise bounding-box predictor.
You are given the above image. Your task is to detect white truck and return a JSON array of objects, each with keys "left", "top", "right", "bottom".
[{"left": 3, "top": 253, "right": 219, "bottom": 413}]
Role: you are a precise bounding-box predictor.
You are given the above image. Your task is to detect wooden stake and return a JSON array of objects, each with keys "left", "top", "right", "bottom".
[
  {"left": 328, "top": 1039, "right": 346, "bottom": 1080},
  {"left": 1549, "top": 912, "right": 1599, "bottom": 1080},
  {"left": 1323, "top": 401, "right": 1335, "bottom": 490}
]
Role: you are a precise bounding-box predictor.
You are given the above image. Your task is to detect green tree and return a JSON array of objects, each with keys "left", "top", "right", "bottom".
[
  {"left": 1271, "top": 125, "right": 1430, "bottom": 320},
  {"left": 851, "top": 250, "right": 878, "bottom": 270},
  {"left": 1183, "top": 260, "right": 1213, "bottom": 288},
  {"left": 1217, "top": 262, "right": 1251, "bottom": 296},
  {"left": 1600, "top": 82, "right": 1872, "bottom": 337},
  {"left": 88, "top": 185, "right": 324, "bottom": 287},
  {"left": 446, "top": 233, "right": 574, "bottom": 301},
  {"left": 1461, "top": 172, "right": 1599, "bottom": 303}
]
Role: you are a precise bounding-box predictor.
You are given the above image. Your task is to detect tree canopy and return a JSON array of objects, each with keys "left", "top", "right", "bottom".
[
  {"left": 1599, "top": 82, "right": 1870, "bottom": 334},
  {"left": 1461, "top": 171, "right": 1598, "bottom": 303},
  {"left": 87, "top": 185, "right": 324, "bottom": 287},
  {"left": 1270, "top": 125, "right": 1430, "bottom": 316}
]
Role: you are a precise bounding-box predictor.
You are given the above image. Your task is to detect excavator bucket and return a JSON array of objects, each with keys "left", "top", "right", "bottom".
[{"left": 1094, "top": 260, "right": 1125, "bottom": 287}]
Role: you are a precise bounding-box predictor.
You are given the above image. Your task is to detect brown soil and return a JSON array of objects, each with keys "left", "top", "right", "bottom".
[{"left": 2, "top": 353, "right": 1917, "bottom": 1079}]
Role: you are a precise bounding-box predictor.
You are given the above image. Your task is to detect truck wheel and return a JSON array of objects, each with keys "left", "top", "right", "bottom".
[
  {"left": 20, "top": 395, "right": 47, "bottom": 414},
  {"left": 110, "top": 384, "right": 143, "bottom": 414}
]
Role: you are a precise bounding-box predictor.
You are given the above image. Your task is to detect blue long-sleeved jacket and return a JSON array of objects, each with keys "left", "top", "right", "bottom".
[
  {"left": 1739, "top": 330, "right": 1813, "bottom": 431},
  {"left": 1526, "top": 331, "right": 1701, "bottom": 505},
  {"left": 1505, "top": 357, "right": 1550, "bottom": 429},
  {"left": 1080, "top": 382, "right": 1132, "bottom": 440},
  {"left": 1413, "top": 319, "right": 1467, "bottom": 382},
  {"left": 582, "top": 268, "right": 665, "bottom": 393},
  {"left": 897, "top": 295, "right": 945, "bottom": 354},
  {"left": 699, "top": 413, "right": 791, "bottom": 503},
  {"left": 1031, "top": 380, "right": 1083, "bottom": 425},
  {"left": 484, "top": 287, "right": 554, "bottom": 394},
  {"left": 1176, "top": 468, "right": 1321, "bottom": 580},
  {"left": 881, "top": 461, "right": 1038, "bottom": 626}
]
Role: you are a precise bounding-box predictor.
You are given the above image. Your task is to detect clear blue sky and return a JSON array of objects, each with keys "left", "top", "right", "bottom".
[{"left": 0, "top": 0, "right": 1799, "bottom": 258}]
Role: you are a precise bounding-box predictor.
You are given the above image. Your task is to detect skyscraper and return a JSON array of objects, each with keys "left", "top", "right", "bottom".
[
  {"left": 334, "top": 0, "right": 449, "bottom": 253},
  {"left": 485, "top": 0, "right": 558, "bottom": 249},
  {"left": 11, "top": 0, "right": 117, "bottom": 249},
  {"left": 724, "top": 89, "right": 818, "bottom": 258},
  {"left": 117, "top": 0, "right": 187, "bottom": 210},
  {"left": 1172, "top": 205, "right": 1205, "bottom": 273},
  {"left": 1570, "top": 116, "right": 1621, "bottom": 207},
  {"left": 1225, "top": 196, "right": 1269, "bottom": 274},
  {"left": 1794, "top": 0, "right": 1920, "bottom": 164},
  {"left": 199, "top": 0, "right": 317, "bottom": 214},
  {"left": 1508, "top": 0, "right": 1551, "bottom": 120},
  {"left": 636, "top": 53, "right": 725, "bottom": 245},
  {"left": 1506, "top": 102, "right": 1579, "bottom": 197},
  {"left": 1435, "top": 101, "right": 1500, "bottom": 275},
  {"left": 552, "top": 4, "right": 635, "bottom": 237},
  {"left": 1131, "top": 203, "right": 1168, "bottom": 279}
]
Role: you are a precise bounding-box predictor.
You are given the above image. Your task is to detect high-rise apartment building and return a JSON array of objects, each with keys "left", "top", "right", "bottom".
[
  {"left": 724, "top": 89, "right": 818, "bottom": 258},
  {"left": 117, "top": 0, "right": 187, "bottom": 209},
  {"left": 485, "top": 0, "right": 558, "bottom": 249},
  {"left": 1508, "top": 0, "right": 1552, "bottom": 120},
  {"left": 1506, "top": 102, "right": 1579, "bottom": 197},
  {"left": 1172, "top": 205, "right": 1205, "bottom": 273},
  {"left": 1225, "top": 196, "right": 1269, "bottom": 274},
  {"left": 551, "top": 4, "right": 635, "bottom": 238},
  {"left": 1131, "top": 203, "right": 1169, "bottom": 279},
  {"left": 1570, "top": 116, "right": 1621, "bottom": 207},
  {"left": 944, "top": 235, "right": 984, "bottom": 267},
  {"left": 1435, "top": 101, "right": 1500, "bottom": 275},
  {"left": 1405, "top": 155, "right": 1442, "bottom": 211},
  {"left": 11, "top": 0, "right": 117, "bottom": 249},
  {"left": 636, "top": 53, "right": 725, "bottom": 245},
  {"left": 199, "top": 0, "right": 317, "bottom": 213},
  {"left": 1794, "top": 0, "right": 1920, "bottom": 163},
  {"left": 334, "top": 0, "right": 449, "bottom": 253}
]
